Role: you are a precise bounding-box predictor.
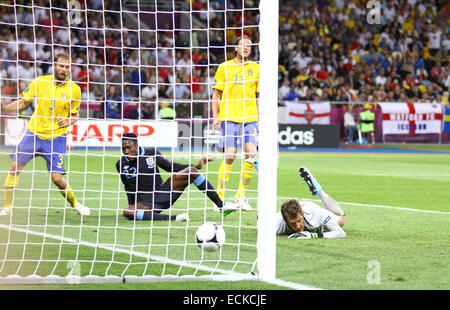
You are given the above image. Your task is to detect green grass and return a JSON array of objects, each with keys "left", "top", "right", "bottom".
[{"left": 0, "top": 148, "right": 449, "bottom": 290}]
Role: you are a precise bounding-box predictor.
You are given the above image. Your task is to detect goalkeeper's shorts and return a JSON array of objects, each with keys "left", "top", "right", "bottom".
[{"left": 10, "top": 130, "right": 67, "bottom": 174}]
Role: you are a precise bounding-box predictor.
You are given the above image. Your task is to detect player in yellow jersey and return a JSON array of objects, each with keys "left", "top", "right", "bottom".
[
  {"left": 212, "top": 36, "right": 259, "bottom": 211},
  {"left": 0, "top": 53, "right": 90, "bottom": 216}
]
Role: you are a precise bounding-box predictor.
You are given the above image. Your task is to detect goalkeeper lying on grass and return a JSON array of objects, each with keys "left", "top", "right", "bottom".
[
  {"left": 116, "top": 133, "right": 240, "bottom": 222},
  {"left": 276, "top": 167, "right": 347, "bottom": 239}
]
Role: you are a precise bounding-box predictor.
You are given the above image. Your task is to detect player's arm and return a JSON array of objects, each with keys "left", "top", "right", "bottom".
[
  {"left": 155, "top": 149, "right": 190, "bottom": 172},
  {"left": 212, "top": 88, "right": 222, "bottom": 130},
  {"left": 193, "top": 157, "right": 214, "bottom": 170},
  {"left": 322, "top": 220, "right": 346, "bottom": 239},
  {"left": 212, "top": 63, "right": 225, "bottom": 130},
  {"left": 58, "top": 84, "right": 81, "bottom": 128},
  {"left": 256, "top": 92, "right": 260, "bottom": 126},
  {"left": 57, "top": 112, "right": 79, "bottom": 128},
  {"left": 256, "top": 64, "right": 260, "bottom": 124},
  {"left": 1, "top": 98, "right": 32, "bottom": 113},
  {"left": 116, "top": 159, "right": 134, "bottom": 203},
  {"left": 2, "top": 79, "right": 37, "bottom": 113}
]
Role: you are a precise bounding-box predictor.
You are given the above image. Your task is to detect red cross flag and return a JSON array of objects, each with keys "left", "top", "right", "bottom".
[
  {"left": 379, "top": 102, "right": 442, "bottom": 134},
  {"left": 286, "top": 102, "right": 331, "bottom": 124}
]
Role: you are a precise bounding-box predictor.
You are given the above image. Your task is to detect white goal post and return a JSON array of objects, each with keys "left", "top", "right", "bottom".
[{"left": 0, "top": 0, "right": 278, "bottom": 285}]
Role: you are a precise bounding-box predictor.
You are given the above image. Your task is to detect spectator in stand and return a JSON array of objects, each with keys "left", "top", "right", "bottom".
[
  {"left": 101, "top": 85, "right": 122, "bottom": 119},
  {"left": 284, "top": 83, "right": 301, "bottom": 101},
  {"left": 343, "top": 104, "right": 357, "bottom": 144},
  {"left": 158, "top": 60, "right": 172, "bottom": 82},
  {"left": 166, "top": 77, "right": 190, "bottom": 101},
  {"left": 1, "top": 0, "right": 448, "bottom": 122},
  {"left": 279, "top": 78, "right": 291, "bottom": 100}
]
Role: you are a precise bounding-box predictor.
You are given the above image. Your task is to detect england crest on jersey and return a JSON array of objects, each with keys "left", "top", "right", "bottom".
[{"left": 146, "top": 157, "right": 155, "bottom": 168}]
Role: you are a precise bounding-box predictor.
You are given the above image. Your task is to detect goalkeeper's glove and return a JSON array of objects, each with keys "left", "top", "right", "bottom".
[{"left": 288, "top": 231, "right": 321, "bottom": 239}]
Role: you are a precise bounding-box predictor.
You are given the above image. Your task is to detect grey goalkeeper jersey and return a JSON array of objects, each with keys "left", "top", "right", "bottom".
[{"left": 275, "top": 200, "right": 346, "bottom": 239}]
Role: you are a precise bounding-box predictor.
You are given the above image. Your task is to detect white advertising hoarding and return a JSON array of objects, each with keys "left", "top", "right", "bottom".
[{"left": 5, "top": 119, "right": 179, "bottom": 148}]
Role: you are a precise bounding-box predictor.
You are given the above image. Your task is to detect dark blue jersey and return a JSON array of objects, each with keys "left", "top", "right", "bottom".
[{"left": 116, "top": 147, "right": 189, "bottom": 205}]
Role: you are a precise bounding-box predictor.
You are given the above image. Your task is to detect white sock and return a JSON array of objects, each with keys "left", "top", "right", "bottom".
[{"left": 319, "top": 191, "right": 344, "bottom": 216}]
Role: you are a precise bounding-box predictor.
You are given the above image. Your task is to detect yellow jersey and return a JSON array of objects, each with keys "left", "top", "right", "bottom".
[
  {"left": 22, "top": 75, "right": 81, "bottom": 140},
  {"left": 212, "top": 58, "right": 259, "bottom": 123}
]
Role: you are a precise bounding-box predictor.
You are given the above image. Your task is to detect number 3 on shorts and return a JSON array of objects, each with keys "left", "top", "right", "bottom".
[{"left": 56, "top": 154, "right": 64, "bottom": 169}]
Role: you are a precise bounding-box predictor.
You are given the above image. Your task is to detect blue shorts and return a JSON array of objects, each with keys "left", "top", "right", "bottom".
[
  {"left": 10, "top": 130, "right": 67, "bottom": 174},
  {"left": 218, "top": 121, "right": 258, "bottom": 151}
]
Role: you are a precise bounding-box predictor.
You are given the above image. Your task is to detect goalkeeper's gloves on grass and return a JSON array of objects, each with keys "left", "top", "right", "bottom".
[{"left": 288, "top": 231, "right": 321, "bottom": 239}]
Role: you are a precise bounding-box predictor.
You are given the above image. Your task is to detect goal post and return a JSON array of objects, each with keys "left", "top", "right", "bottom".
[
  {"left": 256, "top": 0, "right": 278, "bottom": 282},
  {"left": 0, "top": 0, "right": 278, "bottom": 285}
]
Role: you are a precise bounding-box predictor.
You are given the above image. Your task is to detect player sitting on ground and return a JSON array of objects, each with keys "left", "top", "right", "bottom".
[
  {"left": 117, "top": 133, "right": 240, "bottom": 221},
  {"left": 0, "top": 52, "right": 89, "bottom": 216},
  {"left": 276, "top": 167, "right": 347, "bottom": 239}
]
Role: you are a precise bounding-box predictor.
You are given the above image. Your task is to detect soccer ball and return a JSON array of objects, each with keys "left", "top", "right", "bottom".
[{"left": 195, "top": 222, "right": 226, "bottom": 252}]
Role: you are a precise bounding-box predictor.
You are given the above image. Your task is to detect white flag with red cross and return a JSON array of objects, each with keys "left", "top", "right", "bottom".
[
  {"left": 379, "top": 102, "right": 442, "bottom": 134},
  {"left": 285, "top": 101, "right": 331, "bottom": 124}
]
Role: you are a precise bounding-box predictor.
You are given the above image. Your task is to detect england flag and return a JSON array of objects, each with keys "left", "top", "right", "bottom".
[
  {"left": 379, "top": 102, "right": 443, "bottom": 135},
  {"left": 285, "top": 101, "right": 331, "bottom": 124}
]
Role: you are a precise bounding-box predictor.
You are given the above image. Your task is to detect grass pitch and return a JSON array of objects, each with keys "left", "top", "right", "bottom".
[{"left": 0, "top": 147, "right": 449, "bottom": 290}]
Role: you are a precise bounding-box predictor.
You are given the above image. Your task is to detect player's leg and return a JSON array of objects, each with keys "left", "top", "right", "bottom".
[
  {"left": 123, "top": 203, "right": 187, "bottom": 221},
  {"left": 164, "top": 166, "right": 238, "bottom": 216},
  {"left": 235, "top": 122, "right": 258, "bottom": 210},
  {"left": 299, "top": 167, "right": 345, "bottom": 224},
  {"left": 171, "top": 165, "right": 227, "bottom": 210},
  {"left": 1, "top": 130, "right": 35, "bottom": 215},
  {"left": 236, "top": 142, "right": 257, "bottom": 198},
  {"left": 1, "top": 161, "right": 24, "bottom": 216},
  {"left": 50, "top": 172, "right": 89, "bottom": 215},
  {"left": 46, "top": 135, "right": 90, "bottom": 215},
  {"left": 217, "top": 121, "right": 238, "bottom": 200},
  {"left": 217, "top": 147, "right": 236, "bottom": 200}
]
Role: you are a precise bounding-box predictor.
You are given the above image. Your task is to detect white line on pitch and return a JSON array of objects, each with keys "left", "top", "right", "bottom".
[
  {"left": 0, "top": 224, "right": 321, "bottom": 290},
  {"left": 277, "top": 197, "right": 450, "bottom": 215},
  {"left": 7, "top": 197, "right": 449, "bottom": 215}
]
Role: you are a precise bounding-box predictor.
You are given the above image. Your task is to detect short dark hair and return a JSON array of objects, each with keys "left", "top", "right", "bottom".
[
  {"left": 122, "top": 132, "right": 138, "bottom": 143},
  {"left": 54, "top": 52, "right": 70, "bottom": 63},
  {"left": 280, "top": 199, "right": 302, "bottom": 222}
]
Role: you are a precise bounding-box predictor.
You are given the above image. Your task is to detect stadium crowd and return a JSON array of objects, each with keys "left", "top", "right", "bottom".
[
  {"left": 278, "top": 0, "right": 450, "bottom": 106},
  {"left": 0, "top": 0, "right": 449, "bottom": 121}
]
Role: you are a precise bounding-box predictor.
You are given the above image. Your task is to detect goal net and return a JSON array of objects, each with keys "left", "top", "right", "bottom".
[{"left": 0, "top": 0, "right": 277, "bottom": 284}]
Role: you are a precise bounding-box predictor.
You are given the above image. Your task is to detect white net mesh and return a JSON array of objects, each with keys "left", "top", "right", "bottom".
[{"left": 0, "top": 0, "right": 267, "bottom": 283}]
